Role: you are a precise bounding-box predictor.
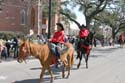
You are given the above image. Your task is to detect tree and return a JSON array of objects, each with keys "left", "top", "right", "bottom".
[
  {"left": 94, "top": 0, "right": 125, "bottom": 39},
  {"left": 42, "top": 0, "right": 60, "bottom": 18},
  {"left": 60, "top": 0, "right": 111, "bottom": 30}
]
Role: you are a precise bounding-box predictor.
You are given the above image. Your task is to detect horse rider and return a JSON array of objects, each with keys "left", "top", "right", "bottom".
[
  {"left": 77, "top": 24, "right": 90, "bottom": 58},
  {"left": 0, "top": 40, "right": 8, "bottom": 61},
  {"left": 77, "top": 24, "right": 90, "bottom": 49},
  {"left": 48, "top": 23, "right": 65, "bottom": 65}
]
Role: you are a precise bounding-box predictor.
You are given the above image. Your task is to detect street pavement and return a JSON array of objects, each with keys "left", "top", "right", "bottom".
[{"left": 0, "top": 44, "right": 125, "bottom": 83}]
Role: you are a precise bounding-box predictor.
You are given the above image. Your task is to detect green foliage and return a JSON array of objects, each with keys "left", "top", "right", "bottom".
[
  {"left": 95, "top": 33, "right": 104, "bottom": 40},
  {"left": 0, "top": 32, "right": 24, "bottom": 40},
  {"left": 94, "top": 1, "right": 125, "bottom": 39},
  {"left": 43, "top": 0, "right": 59, "bottom": 17},
  {"left": 60, "top": 0, "right": 111, "bottom": 27},
  {"left": 0, "top": 0, "right": 3, "bottom": 10}
]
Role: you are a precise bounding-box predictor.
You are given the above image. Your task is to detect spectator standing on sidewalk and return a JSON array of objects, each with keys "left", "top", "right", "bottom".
[
  {"left": 0, "top": 40, "right": 8, "bottom": 62},
  {"left": 37, "top": 26, "right": 48, "bottom": 44}
]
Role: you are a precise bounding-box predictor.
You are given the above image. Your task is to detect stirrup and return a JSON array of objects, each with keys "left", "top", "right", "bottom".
[{"left": 57, "top": 59, "right": 61, "bottom": 64}]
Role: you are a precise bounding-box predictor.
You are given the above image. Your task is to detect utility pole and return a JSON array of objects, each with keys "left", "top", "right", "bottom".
[
  {"left": 38, "top": 0, "right": 42, "bottom": 35},
  {"left": 26, "top": 0, "right": 31, "bottom": 34},
  {"left": 48, "top": 0, "right": 51, "bottom": 39}
]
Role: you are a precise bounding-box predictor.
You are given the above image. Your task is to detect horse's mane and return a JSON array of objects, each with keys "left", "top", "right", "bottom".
[{"left": 86, "top": 31, "right": 94, "bottom": 45}]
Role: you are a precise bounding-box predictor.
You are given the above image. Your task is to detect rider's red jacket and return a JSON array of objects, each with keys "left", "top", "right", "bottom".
[
  {"left": 50, "top": 31, "right": 65, "bottom": 44},
  {"left": 79, "top": 28, "right": 90, "bottom": 38}
]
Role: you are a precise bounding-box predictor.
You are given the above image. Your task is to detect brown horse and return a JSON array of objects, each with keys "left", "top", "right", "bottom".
[{"left": 17, "top": 40, "right": 74, "bottom": 83}]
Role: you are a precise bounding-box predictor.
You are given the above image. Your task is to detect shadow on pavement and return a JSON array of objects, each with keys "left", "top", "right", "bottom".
[
  {"left": 15, "top": 75, "right": 61, "bottom": 83},
  {"left": 15, "top": 79, "right": 39, "bottom": 83},
  {"left": 15, "top": 78, "right": 55, "bottom": 83},
  {"left": 30, "top": 67, "right": 42, "bottom": 70},
  {"left": 90, "top": 54, "right": 105, "bottom": 58},
  {"left": 30, "top": 65, "right": 62, "bottom": 75}
]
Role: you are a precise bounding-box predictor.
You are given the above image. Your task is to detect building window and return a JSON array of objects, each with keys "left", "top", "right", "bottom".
[
  {"left": 21, "top": 0, "right": 24, "bottom": 1},
  {"left": 20, "top": 9, "right": 25, "bottom": 25}
]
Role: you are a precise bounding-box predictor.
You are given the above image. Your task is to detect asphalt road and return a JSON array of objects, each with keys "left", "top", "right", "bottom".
[{"left": 0, "top": 45, "right": 125, "bottom": 83}]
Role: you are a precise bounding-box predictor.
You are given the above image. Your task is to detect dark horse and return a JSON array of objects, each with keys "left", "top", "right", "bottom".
[{"left": 76, "top": 31, "right": 94, "bottom": 69}]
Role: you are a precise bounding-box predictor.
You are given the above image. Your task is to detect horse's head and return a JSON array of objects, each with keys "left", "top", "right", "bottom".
[
  {"left": 87, "top": 31, "right": 94, "bottom": 45},
  {"left": 17, "top": 40, "right": 30, "bottom": 63}
]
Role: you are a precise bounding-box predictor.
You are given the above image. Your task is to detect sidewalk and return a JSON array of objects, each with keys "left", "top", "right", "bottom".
[
  {"left": 92, "top": 44, "right": 120, "bottom": 49},
  {"left": 0, "top": 57, "right": 16, "bottom": 63},
  {"left": 0, "top": 56, "right": 36, "bottom": 64},
  {"left": 0, "top": 44, "right": 121, "bottom": 64}
]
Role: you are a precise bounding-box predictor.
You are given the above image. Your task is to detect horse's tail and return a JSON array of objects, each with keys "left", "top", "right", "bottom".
[
  {"left": 65, "top": 42, "right": 74, "bottom": 67},
  {"left": 71, "top": 52, "right": 74, "bottom": 67}
]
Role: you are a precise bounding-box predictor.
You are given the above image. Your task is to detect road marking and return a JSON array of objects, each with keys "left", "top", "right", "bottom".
[{"left": 0, "top": 76, "right": 7, "bottom": 80}]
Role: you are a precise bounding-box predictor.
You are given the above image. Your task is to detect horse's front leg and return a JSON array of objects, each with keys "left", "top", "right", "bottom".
[
  {"left": 76, "top": 49, "right": 80, "bottom": 59},
  {"left": 66, "top": 56, "right": 72, "bottom": 79},
  {"left": 62, "top": 62, "right": 66, "bottom": 78},
  {"left": 40, "top": 67, "right": 46, "bottom": 83},
  {"left": 47, "top": 65, "right": 54, "bottom": 82},
  {"left": 77, "top": 52, "right": 82, "bottom": 69},
  {"left": 85, "top": 54, "right": 89, "bottom": 69}
]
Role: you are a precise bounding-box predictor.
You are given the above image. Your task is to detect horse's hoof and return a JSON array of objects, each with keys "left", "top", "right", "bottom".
[
  {"left": 51, "top": 80, "right": 54, "bottom": 83},
  {"left": 66, "top": 76, "right": 69, "bottom": 79},
  {"left": 62, "top": 74, "right": 65, "bottom": 78},
  {"left": 77, "top": 66, "right": 79, "bottom": 69},
  {"left": 86, "top": 64, "right": 88, "bottom": 69},
  {"left": 77, "top": 64, "right": 80, "bottom": 69},
  {"left": 39, "top": 80, "right": 43, "bottom": 83},
  {"left": 76, "top": 56, "right": 79, "bottom": 59}
]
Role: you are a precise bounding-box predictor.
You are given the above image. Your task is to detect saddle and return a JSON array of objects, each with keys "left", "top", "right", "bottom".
[
  {"left": 80, "top": 38, "right": 89, "bottom": 46},
  {"left": 78, "top": 38, "right": 92, "bottom": 55},
  {"left": 48, "top": 42, "right": 68, "bottom": 56}
]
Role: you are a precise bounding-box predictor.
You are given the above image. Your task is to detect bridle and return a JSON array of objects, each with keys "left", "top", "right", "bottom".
[{"left": 21, "top": 40, "right": 32, "bottom": 62}]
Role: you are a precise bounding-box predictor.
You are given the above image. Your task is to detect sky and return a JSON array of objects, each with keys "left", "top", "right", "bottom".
[{"left": 70, "top": 6, "right": 86, "bottom": 30}]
